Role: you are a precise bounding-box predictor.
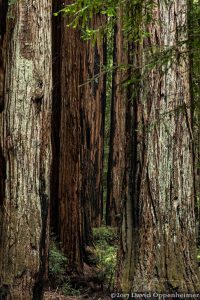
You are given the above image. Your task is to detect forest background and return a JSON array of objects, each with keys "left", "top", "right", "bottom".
[{"left": 1, "top": 0, "right": 200, "bottom": 299}]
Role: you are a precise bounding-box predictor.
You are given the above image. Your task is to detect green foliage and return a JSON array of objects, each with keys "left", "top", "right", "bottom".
[
  {"left": 53, "top": 0, "right": 115, "bottom": 40},
  {"left": 49, "top": 240, "right": 80, "bottom": 296},
  {"left": 54, "top": 0, "right": 156, "bottom": 43},
  {"left": 93, "top": 226, "right": 117, "bottom": 244},
  {"left": 49, "top": 240, "right": 67, "bottom": 283},
  {"left": 93, "top": 226, "right": 118, "bottom": 288},
  {"left": 61, "top": 282, "right": 81, "bottom": 297},
  {"left": 54, "top": 0, "right": 118, "bottom": 21},
  {"left": 49, "top": 230, "right": 117, "bottom": 293},
  {"left": 8, "top": 0, "right": 17, "bottom": 5}
]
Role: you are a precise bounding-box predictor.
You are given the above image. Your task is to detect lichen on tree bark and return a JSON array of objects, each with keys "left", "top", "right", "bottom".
[
  {"left": 0, "top": 1, "right": 52, "bottom": 299},
  {"left": 118, "top": 0, "right": 200, "bottom": 293}
]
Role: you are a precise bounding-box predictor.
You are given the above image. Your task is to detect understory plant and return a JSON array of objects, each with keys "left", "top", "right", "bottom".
[
  {"left": 49, "top": 239, "right": 80, "bottom": 296},
  {"left": 92, "top": 226, "right": 118, "bottom": 289}
]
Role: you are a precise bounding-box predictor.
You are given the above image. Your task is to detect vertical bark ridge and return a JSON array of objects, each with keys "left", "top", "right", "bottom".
[
  {"left": 107, "top": 7, "right": 128, "bottom": 227},
  {"left": 80, "top": 15, "right": 106, "bottom": 227},
  {"left": 0, "top": 0, "right": 8, "bottom": 112},
  {"left": 58, "top": 15, "right": 84, "bottom": 271},
  {"left": 0, "top": 1, "right": 52, "bottom": 298},
  {"left": 119, "top": 0, "right": 200, "bottom": 293}
]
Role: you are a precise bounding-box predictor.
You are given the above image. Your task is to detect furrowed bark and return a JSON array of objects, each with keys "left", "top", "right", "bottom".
[
  {"left": 58, "top": 10, "right": 106, "bottom": 270},
  {"left": 58, "top": 15, "right": 84, "bottom": 271},
  {"left": 80, "top": 15, "right": 106, "bottom": 228},
  {"left": 118, "top": 0, "right": 200, "bottom": 293},
  {"left": 0, "top": 0, "right": 8, "bottom": 112},
  {"left": 106, "top": 8, "right": 128, "bottom": 227},
  {"left": 0, "top": 1, "right": 52, "bottom": 299}
]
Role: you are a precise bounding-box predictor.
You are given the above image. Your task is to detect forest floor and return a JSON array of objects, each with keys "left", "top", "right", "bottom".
[
  {"left": 46, "top": 227, "right": 117, "bottom": 300},
  {"left": 45, "top": 237, "right": 200, "bottom": 300},
  {"left": 44, "top": 290, "right": 111, "bottom": 299}
]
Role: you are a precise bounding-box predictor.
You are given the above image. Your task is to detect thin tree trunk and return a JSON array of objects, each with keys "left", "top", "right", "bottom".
[
  {"left": 118, "top": 0, "right": 200, "bottom": 292},
  {"left": 0, "top": 0, "right": 8, "bottom": 205},
  {"left": 0, "top": 0, "right": 8, "bottom": 113},
  {"left": 106, "top": 8, "right": 128, "bottom": 227},
  {"left": 58, "top": 17, "right": 84, "bottom": 271},
  {"left": 50, "top": 0, "right": 62, "bottom": 238},
  {"left": 80, "top": 16, "right": 106, "bottom": 228},
  {"left": 0, "top": 1, "right": 52, "bottom": 299}
]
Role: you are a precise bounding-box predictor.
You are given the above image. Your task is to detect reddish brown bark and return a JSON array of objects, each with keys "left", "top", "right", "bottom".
[
  {"left": 107, "top": 9, "right": 128, "bottom": 227},
  {"left": 58, "top": 16, "right": 84, "bottom": 271},
  {"left": 117, "top": 0, "right": 200, "bottom": 293},
  {"left": 57, "top": 7, "right": 105, "bottom": 271},
  {"left": 80, "top": 16, "right": 106, "bottom": 228},
  {"left": 55, "top": 10, "right": 106, "bottom": 272}
]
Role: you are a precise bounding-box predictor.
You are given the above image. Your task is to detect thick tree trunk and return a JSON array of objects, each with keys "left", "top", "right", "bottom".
[
  {"left": 118, "top": 0, "right": 200, "bottom": 293},
  {"left": 106, "top": 9, "right": 128, "bottom": 227},
  {"left": 58, "top": 12, "right": 105, "bottom": 270},
  {"left": 0, "top": 1, "right": 52, "bottom": 299}
]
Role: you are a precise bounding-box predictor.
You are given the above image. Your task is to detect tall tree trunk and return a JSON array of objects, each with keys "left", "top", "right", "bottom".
[
  {"left": 57, "top": 12, "right": 105, "bottom": 270},
  {"left": 0, "top": 0, "right": 8, "bottom": 205},
  {"left": 106, "top": 8, "right": 128, "bottom": 227},
  {"left": 50, "top": 0, "right": 62, "bottom": 238},
  {"left": 80, "top": 16, "right": 106, "bottom": 228},
  {"left": 0, "top": 1, "right": 52, "bottom": 299},
  {"left": 188, "top": 0, "right": 200, "bottom": 246},
  {"left": 0, "top": 0, "right": 8, "bottom": 113},
  {"left": 58, "top": 18, "right": 84, "bottom": 272},
  {"left": 118, "top": 0, "right": 200, "bottom": 292}
]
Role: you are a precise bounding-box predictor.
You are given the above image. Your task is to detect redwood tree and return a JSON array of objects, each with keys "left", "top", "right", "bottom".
[
  {"left": 0, "top": 1, "right": 52, "bottom": 299},
  {"left": 50, "top": 0, "right": 62, "bottom": 237},
  {"left": 55, "top": 7, "right": 106, "bottom": 271},
  {"left": 58, "top": 16, "right": 84, "bottom": 271},
  {"left": 118, "top": 0, "right": 200, "bottom": 292},
  {"left": 80, "top": 16, "right": 106, "bottom": 228},
  {"left": 106, "top": 7, "right": 128, "bottom": 227}
]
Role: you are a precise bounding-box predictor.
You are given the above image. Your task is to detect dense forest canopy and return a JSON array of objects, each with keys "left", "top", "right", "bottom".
[{"left": 0, "top": 0, "right": 200, "bottom": 299}]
